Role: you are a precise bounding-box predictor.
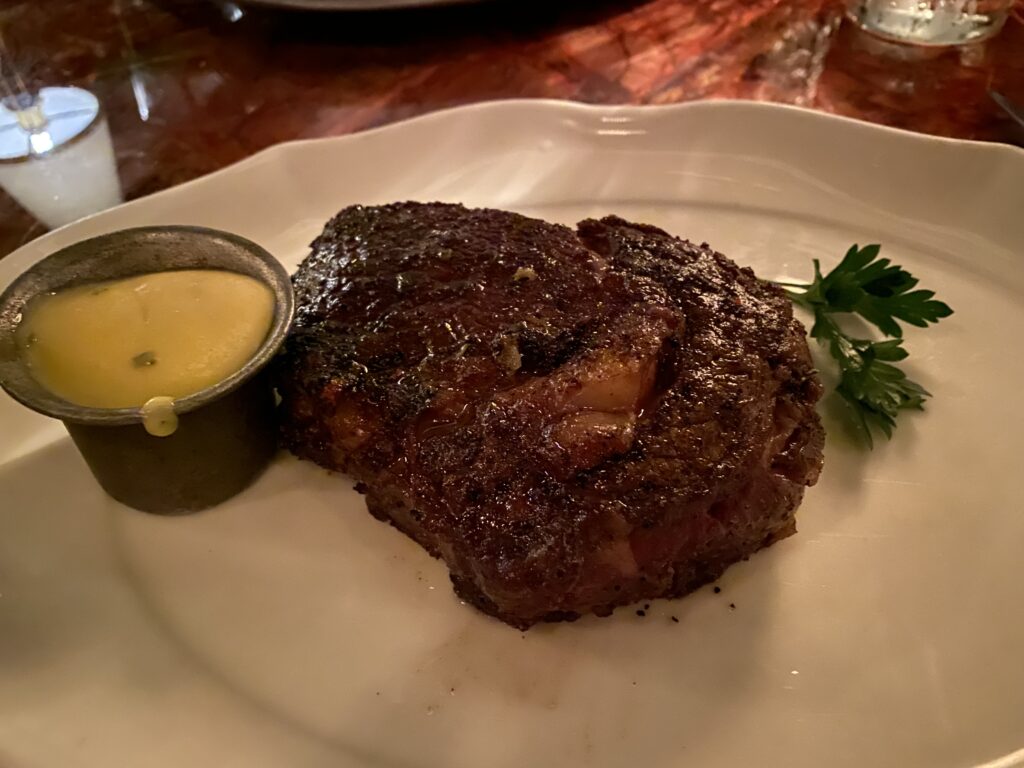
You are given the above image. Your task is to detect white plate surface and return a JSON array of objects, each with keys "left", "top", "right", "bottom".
[{"left": 1, "top": 101, "right": 1023, "bottom": 768}]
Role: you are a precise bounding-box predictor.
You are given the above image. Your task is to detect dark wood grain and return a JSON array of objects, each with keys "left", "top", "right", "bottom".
[{"left": 1, "top": 0, "right": 1021, "bottom": 256}]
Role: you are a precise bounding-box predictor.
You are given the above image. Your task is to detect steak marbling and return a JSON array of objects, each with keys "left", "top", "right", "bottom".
[{"left": 276, "top": 202, "right": 824, "bottom": 629}]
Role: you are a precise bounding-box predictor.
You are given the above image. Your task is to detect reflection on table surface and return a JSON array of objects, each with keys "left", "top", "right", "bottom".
[{"left": 0, "top": 0, "right": 1021, "bottom": 255}]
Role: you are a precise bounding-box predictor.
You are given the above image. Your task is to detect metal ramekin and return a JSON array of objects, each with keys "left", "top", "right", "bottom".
[{"left": 0, "top": 226, "right": 294, "bottom": 514}]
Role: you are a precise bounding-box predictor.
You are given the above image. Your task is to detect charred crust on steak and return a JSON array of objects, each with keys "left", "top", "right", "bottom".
[{"left": 275, "top": 202, "right": 824, "bottom": 629}]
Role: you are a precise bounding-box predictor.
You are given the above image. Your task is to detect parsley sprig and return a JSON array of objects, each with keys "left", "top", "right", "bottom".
[{"left": 779, "top": 244, "right": 953, "bottom": 446}]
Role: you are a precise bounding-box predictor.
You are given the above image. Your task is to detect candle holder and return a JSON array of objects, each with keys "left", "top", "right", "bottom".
[{"left": 0, "top": 86, "right": 123, "bottom": 229}]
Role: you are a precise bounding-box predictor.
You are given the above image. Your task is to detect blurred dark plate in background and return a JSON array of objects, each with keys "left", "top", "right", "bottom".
[{"left": 239, "top": 0, "right": 480, "bottom": 9}]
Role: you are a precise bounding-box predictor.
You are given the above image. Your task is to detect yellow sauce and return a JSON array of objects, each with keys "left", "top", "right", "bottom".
[
  {"left": 16, "top": 269, "right": 274, "bottom": 415},
  {"left": 140, "top": 396, "right": 179, "bottom": 437}
]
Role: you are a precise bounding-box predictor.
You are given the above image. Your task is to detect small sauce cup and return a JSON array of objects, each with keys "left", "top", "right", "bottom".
[{"left": 0, "top": 226, "right": 294, "bottom": 514}]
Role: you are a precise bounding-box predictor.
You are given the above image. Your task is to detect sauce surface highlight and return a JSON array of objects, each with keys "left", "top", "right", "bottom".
[{"left": 17, "top": 269, "right": 274, "bottom": 409}]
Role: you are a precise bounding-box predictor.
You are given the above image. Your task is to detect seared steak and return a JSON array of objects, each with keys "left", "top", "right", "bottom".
[{"left": 276, "top": 202, "right": 824, "bottom": 629}]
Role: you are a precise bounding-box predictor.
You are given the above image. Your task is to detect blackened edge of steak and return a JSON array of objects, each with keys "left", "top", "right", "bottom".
[{"left": 275, "top": 202, "right": 824, "bottom": 630}]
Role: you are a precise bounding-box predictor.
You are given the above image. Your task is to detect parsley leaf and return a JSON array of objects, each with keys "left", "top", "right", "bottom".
[{"left": 780, "top": 244, "right": 953, "bottom": 447}]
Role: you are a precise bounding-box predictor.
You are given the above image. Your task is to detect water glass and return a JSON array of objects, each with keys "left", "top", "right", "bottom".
[{"left": 845, "top": 0, "right": 1013, "bottom": 45}]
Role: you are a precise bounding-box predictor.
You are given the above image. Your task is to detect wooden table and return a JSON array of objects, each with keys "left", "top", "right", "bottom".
[{"left": 1, "top": 0, "right": 1022, "bottom": 256}]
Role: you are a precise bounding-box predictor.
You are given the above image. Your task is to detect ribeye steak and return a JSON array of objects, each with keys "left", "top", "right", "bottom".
[{"left": 275, "top": 202, "right": 824, "bottom": 629}]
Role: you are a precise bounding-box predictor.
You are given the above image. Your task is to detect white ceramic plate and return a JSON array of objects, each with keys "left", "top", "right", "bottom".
[{"left": 2, "top": 101, "right": 1023, "bottom": 768}]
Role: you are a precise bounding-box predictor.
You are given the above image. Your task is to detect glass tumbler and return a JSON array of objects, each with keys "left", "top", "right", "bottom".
[{"left": 845, "top": 0, "right": 1013, "bottom": 45}]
